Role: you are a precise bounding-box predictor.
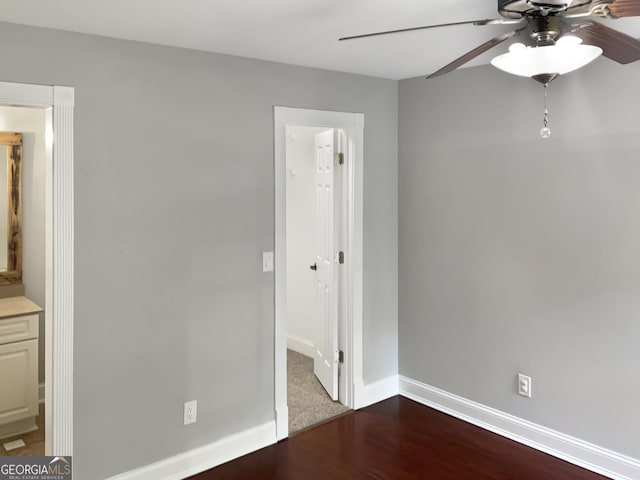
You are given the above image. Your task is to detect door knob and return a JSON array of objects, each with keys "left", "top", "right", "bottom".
[{"left": 309, "top": 263, "right": 317, "bottom": 271}]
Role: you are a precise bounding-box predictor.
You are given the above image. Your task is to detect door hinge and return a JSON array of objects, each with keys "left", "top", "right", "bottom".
[
  {"left": 335, "top": 152, "right": 344, "bottom": 165},
  {"left": 338, "top": 251, "right": 345, "bottom": 264},
  {"left": 335, "top": 350, "right": 344, "bottom": 363}
]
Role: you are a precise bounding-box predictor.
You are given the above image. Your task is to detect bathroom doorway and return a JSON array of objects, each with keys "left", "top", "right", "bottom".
[
  {"left": 0, "top": 107, "right": 48, "bottom": 455},
  {"left": 0, "top": 81, "right": 74, "bottom": 456}
]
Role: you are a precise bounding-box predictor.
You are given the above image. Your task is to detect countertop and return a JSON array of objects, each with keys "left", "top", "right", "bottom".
[{"left": 0, "top": 296, "right": 43, "bottom": 319}]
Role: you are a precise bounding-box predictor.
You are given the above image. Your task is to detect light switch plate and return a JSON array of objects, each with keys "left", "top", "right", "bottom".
[{"left": 263, "top": 251, "right": 274, "bottom": 272}]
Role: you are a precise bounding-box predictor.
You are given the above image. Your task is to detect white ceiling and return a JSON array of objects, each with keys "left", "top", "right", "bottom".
[{"left": 0, "top": 0, "right": 639, "bottom": 79}]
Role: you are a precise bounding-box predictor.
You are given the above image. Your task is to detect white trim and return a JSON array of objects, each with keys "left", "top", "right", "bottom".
[
  {"left": 44, "top": 108, "right": 53, "bottom": 455},
  {"left": 0, "top": 81, "right": 74, "bottom": 457},
  {"left": 44, "top": 105, "right": 53, "bottom": 454},
  {"left": 0, "top": 82, "right": 53, "bottom": 108},
  {"left": 354, "top": 375, "right": 399, "bottom": 410},
  {"left": 286, "top": 334, "right": 315, "bottom": 359},
  {"left": 51, "top": 85, "right": 74, "bottom": 456},
  {"left": 274, "top": 106, "right": 364, "bottom": 440},
  {"left": 105, "top": 421, "right": 276, "bottom": 480},
  {"left": 345, "top": 120, "right": 364, "bottom": 410},
  {"left": 275, "top": 403, "right": 289, "bottom": 443},
  {"left": 399, "top": 376, "right": 640, "bottom": 480}
]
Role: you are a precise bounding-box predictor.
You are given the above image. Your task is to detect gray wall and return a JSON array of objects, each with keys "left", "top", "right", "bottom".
[
  {"left": 0, "top": 22, "right": 397, "bottom": 479},
  {"left": 399, "top": 60, "right": 640, "bottom": 459}
]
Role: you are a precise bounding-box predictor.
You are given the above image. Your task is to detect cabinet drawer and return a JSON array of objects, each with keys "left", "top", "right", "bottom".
[{"left": 0, "top": 314, "right": 39, "bottom": 345}]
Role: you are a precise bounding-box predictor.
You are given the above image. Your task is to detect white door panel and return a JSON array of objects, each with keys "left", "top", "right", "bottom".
[{"left": 313, "top": 129, "right": 339, "bottom": 401}]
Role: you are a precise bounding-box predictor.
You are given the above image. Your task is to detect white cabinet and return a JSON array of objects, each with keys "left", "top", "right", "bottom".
[
  {"left": 0, "top": 336, "right": 38, "bottom": 424},
  {"left": 0, "top": 298, "right": 42, "bottom": 440}
]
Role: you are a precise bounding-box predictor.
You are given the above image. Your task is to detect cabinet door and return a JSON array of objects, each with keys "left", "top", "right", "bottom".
[{"left": 0, "top": 339, "right": 38, "bottom": 425}]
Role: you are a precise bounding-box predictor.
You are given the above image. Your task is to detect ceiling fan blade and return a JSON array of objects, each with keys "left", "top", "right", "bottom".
[
  {"left": 608, "top": 0, "right": 640, "bottom": 17},
  {"left": 573, "top": 21, "right": 640, "bottom": 63},
  {"left": 426, "top": 29, "right": 522, "bottom": 79},
  {"left": 339, "top": 18, "right": 521, "bottom": 41}
]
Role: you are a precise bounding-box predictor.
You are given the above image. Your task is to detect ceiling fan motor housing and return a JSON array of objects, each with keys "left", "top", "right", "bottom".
[{"left": 529, "top": 16, "right": 563, "bottom": 43}]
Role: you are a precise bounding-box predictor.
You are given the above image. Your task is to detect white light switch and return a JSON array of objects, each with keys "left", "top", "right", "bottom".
[{"left": 263, "top": 251, "right": 274, "bottom": 272}]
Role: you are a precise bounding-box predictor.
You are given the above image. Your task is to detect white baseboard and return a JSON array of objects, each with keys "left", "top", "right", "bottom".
[
  {"left": 354, "top": 375, "right": 398, "bottom": 410},
  {"left": 39, "top": 382, "right": 45, "bottom": 404},
  {"left": 399, "top": 376, "right": 640, "bottom": 480},
  {"left": 286, "top": 334, "right": 315, "bottom": 358},
  {"left": 106, "top": 421, "right": 276, "bottom": 480}
]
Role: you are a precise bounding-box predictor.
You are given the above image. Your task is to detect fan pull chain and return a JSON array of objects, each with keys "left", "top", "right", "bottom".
[{"left": 540, "top": 84, "right": 551, "bottom": 139}]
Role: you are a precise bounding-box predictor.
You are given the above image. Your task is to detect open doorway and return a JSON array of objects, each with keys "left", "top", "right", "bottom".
[
  {"left": 285, "top": 126, "right": 349, "bottom": 433},
  {"left": 274, "top": 107, "right": 365, "bottom": 440},
  {"left": 0, "top": 81, "right": 74, "bottom": 457},
  {"left": 0, "top": 107, "right": 48, "bottom": 455}
]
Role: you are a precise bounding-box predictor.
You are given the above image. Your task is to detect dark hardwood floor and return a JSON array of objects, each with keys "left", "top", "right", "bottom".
[{"left": 190, "top": 396, "right": 610, "bottom": 480}]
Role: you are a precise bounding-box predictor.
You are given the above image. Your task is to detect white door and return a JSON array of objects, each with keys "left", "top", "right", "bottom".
[{"left": 313, "top": 129, "right": 339, "bottom": 400}]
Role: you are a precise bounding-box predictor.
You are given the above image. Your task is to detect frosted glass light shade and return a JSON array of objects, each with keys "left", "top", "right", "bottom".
[{"left": 491, "top": 37, "right": 602, "bottom": 77}]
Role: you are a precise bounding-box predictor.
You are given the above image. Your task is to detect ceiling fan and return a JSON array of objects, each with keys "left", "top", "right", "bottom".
[
  {"left": 340, "top": 0, "right": 640, "bottom": 137},
  {"left": 340, "top": 0, "right": 640, "bottom": 81}
]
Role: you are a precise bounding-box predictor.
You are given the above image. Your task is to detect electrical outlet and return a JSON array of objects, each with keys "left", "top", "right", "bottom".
[
  {"left": 518, "top": 374, "right": 532, "bottom": 398},
  {"left": 184, "top": 400, "right": 197, "bottom": 425}
]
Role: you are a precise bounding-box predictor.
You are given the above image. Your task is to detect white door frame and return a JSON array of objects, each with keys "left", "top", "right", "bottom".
[
  {"left": 0, "top": 81, "right": 74, "bottom": 455},
  {"left": 274, "top": 106, "right": 364, "bottom": 440}
]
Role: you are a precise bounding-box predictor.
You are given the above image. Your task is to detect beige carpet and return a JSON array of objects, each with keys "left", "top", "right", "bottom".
[{"left": 287, "top": 349, "right": 350, "bottom": 434}]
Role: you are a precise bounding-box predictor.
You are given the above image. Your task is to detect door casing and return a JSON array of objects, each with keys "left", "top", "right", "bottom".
[{"left": 274, "top": 106, "right": 364, "bottom": 440}]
